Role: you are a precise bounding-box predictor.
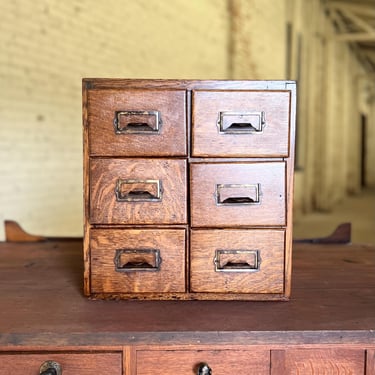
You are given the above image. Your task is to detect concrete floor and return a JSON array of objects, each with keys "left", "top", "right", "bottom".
[{"left": 293, "top": 188, "right": 375, "bottom": 245}]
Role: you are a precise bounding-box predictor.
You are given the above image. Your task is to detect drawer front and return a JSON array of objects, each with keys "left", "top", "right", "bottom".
[
  {"left": 90, "top": 158, "right": 187, "bottom": 225},
  {"left": 192, "top": 90, "right": 290, "bottom": 157},
  {"left": 190, "top": 162, "right": 286, "bottom": 227},
  {"left": 190, "top": 229, "right": 285, "bottom": 294},
  {"left": 136, "top": 349, "right": 270, "bottom": 375},
  {"left": 0, "top": 352, "right": 122, "bottom": 375},
  {"left": 272, "top": 349, "right": 365, "bottom": 374},
  {"left": 90, "top": 228, "right": 186, "bottom": 293},
  {"left": 87, "top": 89, "right": 186, "bottom": 156}
]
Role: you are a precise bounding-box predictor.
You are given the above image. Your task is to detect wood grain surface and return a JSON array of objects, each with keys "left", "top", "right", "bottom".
[
  {"left": 90, "top": 158, "right": 187, "bottom": 225},
  {"left": 87, "top": 89, "right": 187, "bottom": 157},
  {"left": 90, "top": 228, "right": 186, "bottom": 293},
  {"left": 190, "top": 162, "right": 286, "bottom": 227},
  {"left": 136, "top": 349, "right": 270, "bottom": 375},
  {"left": 192, "top": 90, "right": 290, "bottom": 157},
  {"left": 0, "top": 352, "right": 122, "bottom": 375},
  {"left": 271, "top": 348, "right": 365, "bottom": 374},
  {"left": 0, "top": 240, "right": 374, "bottom": 346},
  {"left": 190, "top": 229, "right": 285, "bottom": 293}
]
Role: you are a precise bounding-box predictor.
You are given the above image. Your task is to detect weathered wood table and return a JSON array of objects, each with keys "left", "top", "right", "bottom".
[{"left": 0, "top": 239, "right": 374, "bottom": 374}]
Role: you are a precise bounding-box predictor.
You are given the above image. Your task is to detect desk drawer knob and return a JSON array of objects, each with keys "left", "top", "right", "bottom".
[
  {"left": 39, "top": 360, "right": 62, "bottom": 375},
  {"left": 197, "top": 363, "right": 212, "bottom": 375}
]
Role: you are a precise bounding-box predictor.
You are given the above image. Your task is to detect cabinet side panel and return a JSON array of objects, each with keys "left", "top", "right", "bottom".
[
  {"left": 284, "top": 82, "right": 297, "bottom": 298},
  {"left": 83, "top": 81, "right": 91, "bottom": 296}
]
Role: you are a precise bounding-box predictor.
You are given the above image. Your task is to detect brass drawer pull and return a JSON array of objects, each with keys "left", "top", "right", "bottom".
[
  {"left": 216, "top": 183, "right": 261, "bottom": 205},
  {"left": 115, "top": 179, "right": 162, "bottom": 202},
  {"left": 197, "top": 363, "right": 212, "bottom": 375},
  {"left": 114, "top": 110, "right": 161, "bottom": 134},
  {"left": 39, "top": 361, "right": 62, "bottom": 375},
  {"left": 114, "top": 248, "right": 162, "bottom": 272},
  {"left": 218, "top": 111, "right": 265, "bottom": 134},
  {"left": 214, "top": 250, "right": 260, "bottom": 272}
]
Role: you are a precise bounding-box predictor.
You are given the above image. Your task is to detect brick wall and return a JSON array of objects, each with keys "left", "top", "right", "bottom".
[
  {"left": 229, "top": 0, "right": 286, "bottom": 79},
  {"left": 0, "top": 0, "right": 230, "bottom": 239},
  {"left": 0, "top": 0, "right": 373, "bottom": 239}
]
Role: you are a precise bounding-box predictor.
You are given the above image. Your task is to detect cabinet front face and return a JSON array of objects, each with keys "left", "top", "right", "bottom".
[
  {"left": 0, "top": 352, "right": 122, "bottom": 375},
  {"left": 135, "top": 349, "right": 270, "bottom": 375},
  {"left": 90, "top": 228, "right": 186, "bottom": 294},
  {"left": 87, "top": 89, "right": 187, "bottom": 157},
  {"left": 190, "top": 229, "right": 285, "bottom": 294},
  {"left": 90, "top": 158, "right": 187, "bottom": 225},
  {"left": 83, "top": 80, "right": 295, "bottom": 300},
  {"left": 192, "top": 90, "right": 290, "bottom": 157},
  {"left": 190, "top": 162, "right": 286, "bottom": 227}
]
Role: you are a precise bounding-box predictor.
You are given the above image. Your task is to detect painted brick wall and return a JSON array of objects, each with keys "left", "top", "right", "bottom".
[
  {"left": 0, "top": 0, "right": 230, "bottom": 239},
  {"left": 1, "top": 0, "right": 372, "bottom": 239},
  {"left": 230, "top": 0, "right": 286, "bottom": 79}
]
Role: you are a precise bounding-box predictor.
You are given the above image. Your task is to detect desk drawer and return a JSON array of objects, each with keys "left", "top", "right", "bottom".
[
  {"left": 136, "top": 349, "right": 269, "bottom": 374},
  {"left": 0, "top": 352, "right": 122, "bottom": 375},
  {"left": 87, "top": 89, "right": 186, "bottom": 157},
  {"left": 190, "top": 229, "right": 285, "bottom": 294},
  {"left": 90, "top": 228, "right": 186, "bottom": 294},
  {"left": 192, "top": 90, "right": 290, "bottom": 157},
  {"left": 190, "top": 162, "right": 286, "bottom": 227},
  {"left": 90, "top": 158, "right": 187, "bottom": 225}
]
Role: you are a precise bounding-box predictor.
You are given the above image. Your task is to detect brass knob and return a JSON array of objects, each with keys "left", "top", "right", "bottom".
[
  {"left": 39, "top": 360, "right": 62, "bottom": 375},
  {"left": 197, "top": 362, "right": 212, "bottom": 375}
]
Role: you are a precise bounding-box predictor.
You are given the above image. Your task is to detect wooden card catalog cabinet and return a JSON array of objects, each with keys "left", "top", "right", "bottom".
[{"left": 83, "top": 79, "right": 296, "bottom": 300}]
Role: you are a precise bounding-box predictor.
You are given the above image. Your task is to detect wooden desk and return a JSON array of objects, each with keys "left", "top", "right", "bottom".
[{"left": 0, "top": 240, "right": 374, "bottom": 374}]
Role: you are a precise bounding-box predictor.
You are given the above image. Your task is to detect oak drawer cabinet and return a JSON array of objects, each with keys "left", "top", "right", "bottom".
[{"left": 83, "top": 79, "right": 296, "bottom": 300}]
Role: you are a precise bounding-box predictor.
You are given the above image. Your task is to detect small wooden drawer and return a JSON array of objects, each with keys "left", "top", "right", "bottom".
[
  {"left": 274, "top": 348, "right": 365, "bottom": 374},
  {"left": 90, "top": 158, "right": 187, "bottom": 225},
  {"left": 90, "top": 228, "right": 186, "bottom": 294},
  {"left": 192, "top": 90, "right": 290, "bottom": 157},
  {"left": 0, "top": 352, "right": 122, "bottom": 375},
  {"left": 190, "top": 229, "right": 285, "bottom": 294},
  {"left": 87, "top": 89, "right": 187, "bottom": 157},
  {"left": 190, "top": 162, "right": 286, "bottom": 227},
  {"left": 136, "top": 348, "right": 270, "bottom": 374}
]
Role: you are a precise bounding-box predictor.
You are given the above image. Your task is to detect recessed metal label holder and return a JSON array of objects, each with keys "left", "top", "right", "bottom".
[
  {"left": 114, "top": 248, "right": 162, "bottom": 272},
  {"left": 216, "top": 183, "right": 261, "bottom": 206},
  {"left": 217, "top": 111, "right": 266, "bottom": 134},
  {"left": 114, "top": 110, "right": 161, "bottom": 134},
  {"left": 115, "top": 179, "right": 163, "bottom": 202},
  {"left": 214, "top": 249, "right": 261, "bottom": 273}
]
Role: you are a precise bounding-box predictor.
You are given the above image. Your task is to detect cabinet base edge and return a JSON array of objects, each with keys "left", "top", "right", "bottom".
[{"left": 86, "top": 292, "right": 290, "bottom": 301}]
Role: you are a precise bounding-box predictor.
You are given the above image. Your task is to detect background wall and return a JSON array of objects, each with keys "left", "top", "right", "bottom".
[
  {"left": 0, "top": 0, "right": 231, "bottom": 239},
  {"left": 0, "top": 0, "right": 374, "bottom": 240}
]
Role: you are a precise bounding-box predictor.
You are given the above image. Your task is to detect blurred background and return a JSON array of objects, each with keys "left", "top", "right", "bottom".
[{"left": 1, "top": 0, "right": 374, "bottom": 243}]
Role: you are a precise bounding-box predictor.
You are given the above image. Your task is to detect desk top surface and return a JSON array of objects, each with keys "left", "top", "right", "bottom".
[{"left": 0, "top": 240, "right": 374, "bottom": 347}]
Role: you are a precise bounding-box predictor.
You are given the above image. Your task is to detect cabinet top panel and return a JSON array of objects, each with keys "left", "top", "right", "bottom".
[{"left": 83, "top": 78, "right": 296, "bottom": 92}]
